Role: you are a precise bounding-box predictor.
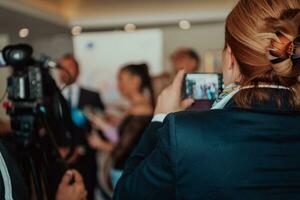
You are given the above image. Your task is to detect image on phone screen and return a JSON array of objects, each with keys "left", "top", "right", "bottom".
[{"left": 184, "top": 73, "right": 222, "bottom": 101}]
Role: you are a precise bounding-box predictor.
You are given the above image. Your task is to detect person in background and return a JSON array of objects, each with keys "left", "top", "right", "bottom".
[
  {"left": 114, "top": 0, "right": 300, "bottom": 199},
  {"left": 58, "top": 54, "right": 105, "bottom": 200},
  {"left": 87, "top": 63, "right": 154, "bottom": 197},
  {"left": 171, "top": 48, "right": 201, "bottom": 73},
  {"left": 157, "top": 48, "right": 213, "bottom": 110},
  {"left": 152, "top": 48, "right": 201, "bottom": 98}
]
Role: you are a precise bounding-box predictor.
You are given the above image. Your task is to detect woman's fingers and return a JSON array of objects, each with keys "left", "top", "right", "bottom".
[
  {"left": 154, "top": 70, "right": 191, "bottom": 114},
  {"left": 171, "top": 70, "right": 185, "bottom": 92},
  {"left": 181, "top": 98, "right": 195, "bottom": 110}
]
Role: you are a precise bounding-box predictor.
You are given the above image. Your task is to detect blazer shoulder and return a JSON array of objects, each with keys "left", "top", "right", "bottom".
[
  {"left": 171, "top": 109, "right": 230, "bottom": 126},
  {"left": 168, "top": 110, "right": 237, "bottom": 145},
  {"left": 80, "top": 87, "right": 100, "bottom": 97}
]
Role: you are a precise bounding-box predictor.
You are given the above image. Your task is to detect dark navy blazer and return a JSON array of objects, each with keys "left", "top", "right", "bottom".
[{"left": 114, "top": 91, "right": 300, "bottom": 200}]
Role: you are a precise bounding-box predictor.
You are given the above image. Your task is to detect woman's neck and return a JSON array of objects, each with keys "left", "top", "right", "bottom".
[
  {"left": 129, "top": 92, "right": 147, "bottom": 105},
  {"left": 127, "top": 91, "right": 153, "bottom": 116}
]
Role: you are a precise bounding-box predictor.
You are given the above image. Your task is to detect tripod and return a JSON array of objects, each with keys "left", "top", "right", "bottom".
[{"left": 13, "top": 107, "right": 69, "bottom": 200}]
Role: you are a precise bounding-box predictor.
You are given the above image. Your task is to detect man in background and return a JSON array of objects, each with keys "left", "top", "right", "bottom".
[
  {"left": 171, "top": 47, "right": 201, "bottom": 73},
  {"left": 58, "top": 54, "right": 105, "bottom": 200},
  {"left": 152, "top": 48, "right": 201, "bottom": 97}
]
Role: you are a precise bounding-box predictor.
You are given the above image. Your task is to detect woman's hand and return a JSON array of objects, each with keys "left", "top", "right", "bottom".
[
  {"left": 86, "top": 112, "right": 114, "bottom": 134},
  {"left": 56, "top": 170, "right": 87, "bottom": 200},
  {"left": 87, "top": 131, "right": 114, "bottom": 153},
  {"left": 155, "top": 70, "right": 194, "bottom": 115},
  {"left": 104, "top": 112, "right": 123, "bottom": 126}
]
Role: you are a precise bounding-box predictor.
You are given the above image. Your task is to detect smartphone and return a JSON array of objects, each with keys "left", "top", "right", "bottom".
[{"left": 183, "top": 73, "right": 223, "bottom": 101}]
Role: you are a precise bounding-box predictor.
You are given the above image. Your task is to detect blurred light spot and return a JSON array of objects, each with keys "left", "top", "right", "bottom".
[
  {"left": 71, "top": 26, "right": 82, "bottom": 36},
  {"left": 179, "top": 20, "right": 191, "bottom": 30},
  {"left": 124, "top": 24, "right": 136, "bottom": 32},
  {"left": 19, "top": 28, "right": 29, "bottom": 38}
]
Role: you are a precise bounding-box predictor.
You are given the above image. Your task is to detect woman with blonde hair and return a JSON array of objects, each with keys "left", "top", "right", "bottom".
[{"left": 114, "top": 0, "right": 300, "bottom": 199}]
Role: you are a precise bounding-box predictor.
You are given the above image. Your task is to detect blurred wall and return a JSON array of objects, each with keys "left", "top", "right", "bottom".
[
  {"left": 8, "top": 34, "right": 73, "bottom": 59},
  {"left": 28, "top": 34, "right": 73, "bottom": 59},
  {"left": 0, "top": 34, "right": 10, "bottom": 119}
]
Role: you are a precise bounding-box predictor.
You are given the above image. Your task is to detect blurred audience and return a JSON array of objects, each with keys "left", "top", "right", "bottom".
[
  {"left": 87, "top": 63, "right": 154, "bottom": 197},
  {"left": 58, "top": 54, "right": 105, "bottom": 200}
]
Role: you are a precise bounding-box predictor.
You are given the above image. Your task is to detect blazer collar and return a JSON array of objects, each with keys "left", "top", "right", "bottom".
[{"left": 224, "top": 88, "right": 296, "bottom": 113}]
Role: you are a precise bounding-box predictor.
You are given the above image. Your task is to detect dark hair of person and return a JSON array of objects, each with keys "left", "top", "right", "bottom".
[
  {"left": 187, "top": 48, "right": 201, "bottom": 68},
  {"left": 120, "top": 63, "right": 155, "bottom": 109}
]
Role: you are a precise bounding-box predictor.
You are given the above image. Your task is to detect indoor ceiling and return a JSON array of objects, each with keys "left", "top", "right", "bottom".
[
  {"left": 0, "top": 3, "right": 68, "bottom": 39},
  {"left": 0, "top": 0, "right": 238, "bottom": 29}
]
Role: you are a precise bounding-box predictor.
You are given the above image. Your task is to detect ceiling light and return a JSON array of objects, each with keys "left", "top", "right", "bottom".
[
  {"left": 71, "top": 26, "right": 82, "bottom": 36},
  {"left": 179, "top": 20, "right": 191, "bottom": 30},
  {"left": 19, "top": 28, "right": 30, "bottom": 38},
  {"left": 124, "top": 24, "right": 136, "bottom": 32}
]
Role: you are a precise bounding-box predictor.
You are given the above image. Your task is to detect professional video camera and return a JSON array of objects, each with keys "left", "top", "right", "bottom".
[{"left": 0, "top": 44, "right": 75, "bottom": 200}]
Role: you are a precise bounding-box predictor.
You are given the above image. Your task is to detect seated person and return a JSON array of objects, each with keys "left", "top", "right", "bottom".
[
  {"left": 114, "top": 0, "right": 300, "bottom": 199},
  {"left": 87, "top": 63, "right": 154, "bottom": 195}
]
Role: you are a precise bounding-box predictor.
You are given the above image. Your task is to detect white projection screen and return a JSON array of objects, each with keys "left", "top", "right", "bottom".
[{"left": 73, "top": 29, "right": 163, "bottom": 105}]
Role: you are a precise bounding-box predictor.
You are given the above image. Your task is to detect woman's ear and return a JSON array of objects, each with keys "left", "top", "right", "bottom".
[
  {"left": 228, "top": 46, "right": 242, "bottom": 83},
  {"left": 226, "top": 45, "right": 235, "bottom": 70},
  {"left": 222, "top": 45, "right": 231, "bottom": 70},
  {"left": 222, "top": 45, "right": 241, "bottom": 85}
]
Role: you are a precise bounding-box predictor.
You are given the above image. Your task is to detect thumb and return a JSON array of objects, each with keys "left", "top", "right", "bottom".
[
  {"left": 172, "top": 70, "right": 185, "bottom": 93},
  {"left": 181, "top": 98, "right": 195, "bottom": 110},
  {"left": 60, "top": 170, "right": 73, "bottom": 185}
]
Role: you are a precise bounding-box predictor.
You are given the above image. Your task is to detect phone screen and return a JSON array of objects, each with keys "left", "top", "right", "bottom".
[{"left": 183, "top": 73, "right": 223, "bottom": 101}]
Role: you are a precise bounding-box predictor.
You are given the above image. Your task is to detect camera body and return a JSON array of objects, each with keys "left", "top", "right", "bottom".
[
  {"left": 6, "top": 66, "right": 45, "bottom": 145},
  {"left": 1, "top": 44, "right": 72, "bottom": 147},
  {"left": 7, "top": 67, "right": 43, "bottom": 103}
]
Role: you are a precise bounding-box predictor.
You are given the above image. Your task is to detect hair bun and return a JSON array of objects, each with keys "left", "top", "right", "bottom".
[
  {"left": 270, "top": 32, "right": 291, "bottom": 59},
  {"left": 263, "top": 9, "right": 300, "bottom": 77},
  {"left": 269, "top": 32, "right": 297, "bottom": 64},
  {"left": 291, "top": 36, "right": 300, "bottom": 61}
]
